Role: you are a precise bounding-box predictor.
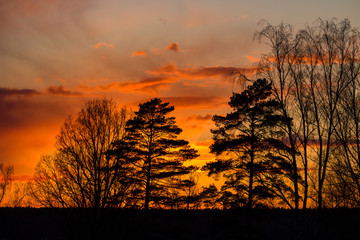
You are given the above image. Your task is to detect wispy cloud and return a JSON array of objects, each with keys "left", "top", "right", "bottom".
[
  {"left": 147, "top": 63, "right": 256, "bottom": 81},
  {"left": 0, "top": 86, "right": 82, "bottom": 98},
  {"left": 0, "top": 87, "right": 41, "bottom": 97},
  {"left": 162, "top": 96, "right": 226, "bottom": 109},
  {"left": 131, "top": 50, "right": 148, "bottom": 56},
  {"left": 195, "top": 139, "right": 213, "bottom": 147},
  {"left": 187, "top": 114, "right": 213, "bottom": 121},
  {"left": 78, "top": 76, "right": 176, "bottom": 94},
  {"left": 93, "top": 42, "right": 114, "bottom": 49},
  {"left": 46, "top": 86, "right": 82, "bottom": 96},
  {"left": 77, "top": 63, "right": 255, "bottom": 95},
  {"left": 246, "top": 55, "right": 260, "bottom": 63},
  {"left": 165, "top": 42, "right": 179, "bottom": 52},
  {"left": 151, "top": 43, "right": 181, "bottom": 55}
]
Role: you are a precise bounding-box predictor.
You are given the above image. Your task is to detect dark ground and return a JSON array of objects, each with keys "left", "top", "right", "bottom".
[{"left": 0, "top": 208, "right": 359, "bottom": 240}]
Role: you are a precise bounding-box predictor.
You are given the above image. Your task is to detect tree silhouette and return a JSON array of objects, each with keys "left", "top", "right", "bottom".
[
  {"left": 256, "top": 18, "right": 360, "bottom": 209},
  {"left": 31, "top": 98, "right": 133, "bottom": 208},
  {"left": 0, "top": 163, "right": 13, "bottom": 205},
  {"left": 113, "top": 98, "right": 198, "bottom": 210},
  {"left": 254, "top": 21, "right": 303, "bottom": 210},
  {"left": 204, "top": 79, "right": 294, "bottom": 209}
]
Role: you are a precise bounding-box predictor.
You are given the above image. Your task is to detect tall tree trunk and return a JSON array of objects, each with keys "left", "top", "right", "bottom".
[{"left": 144, "top": 151, "right": 152, "bottom": 210}]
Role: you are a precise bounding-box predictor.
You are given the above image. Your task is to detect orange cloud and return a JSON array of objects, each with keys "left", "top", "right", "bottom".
[
  {"left": 79, "top": 76, "right": 176, "bottom": 94},
  {"left": 195, "top": 139, "right": 214, "bottom": 147},
  {"left": 92, "top": 42, "right": 114, "bottom": 49},
  {"left": 151, "top": 43, "right": 181, "bottom": 55},
  {"left": 151, "top": 48, "right": 163, "bottom": 55},
  {"left": 132, "top": 50, "right": 147, "bottom": 57},
  {"left": 147, "top": 63, "right": 256, "bottom": 81},
  {"left": 78, "top": 63, "right": 255, "bottom": 95},
  {"left": 46, "top": 85, "right": 82, "bottom": 96},
  {"left": 165, "top": 42, "right": 179, "bottom": 52},
  {"left": 246, "top": 55, "right": 260, "bottom": 63},
  {"left": 162, "top": 96, "right": 226, "bottom": 109},
  {"left": 187, "top": 114, "right": 213, "bottom": 121}
]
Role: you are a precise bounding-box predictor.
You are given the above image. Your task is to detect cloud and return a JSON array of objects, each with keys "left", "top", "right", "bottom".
[
  {"left": 246, "top": 55, "right": 260, "bottom": 63},
  {"left": 187, "top": 114, "right": 213, "bottom": 121},
  {"left": 195, "top": 140, "right": 214, "bottom": 147},
  {"left": 93, "top": 42, "right": 114, "bottom": 49},
  {"left": 78, "top": 63, "right": 255, "bottom": 95},
  {"left": 151, "top": 48, "right": 163, "bottom": 55},
  {"left": 0, "top": 86, "right": 83, "bottom": 98},
  {"left": 184, "top": 66, "right": 255, "bottom": 78},
  {"left": 151, "top": 43, "right": 181, "bottom": 55},
  {"left": 79, "top": 76, "right": 176, "bottom": 94},
  {"left": 46, "top": 85, "right": 82, "bottom": 96},
  {"left": 162, "top": 96, "right": 226, "bottom": 109},
  {"left": 165, "top": 42, "right": 179, "bottom": 52},
  {"left": 131, "top": 50, "right": 148, "bottom": 57},
  {"left": 146, "top": 63, "right": 256, "bottom": 81},
  {"left": 0, "top": 87, "right": 41, "bottom": 97}
]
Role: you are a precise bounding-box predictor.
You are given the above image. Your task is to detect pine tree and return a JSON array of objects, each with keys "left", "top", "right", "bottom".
[
  {"left": 204, "top": 79, "right": 295, "bottom": 209},
  {"left": 115, "top": 98, "right": 198, "bottom": 209}
]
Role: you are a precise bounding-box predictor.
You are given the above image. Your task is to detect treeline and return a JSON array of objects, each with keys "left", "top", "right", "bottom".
[{"left": 1, "top": 18, "right": 360, "bottom": 210}]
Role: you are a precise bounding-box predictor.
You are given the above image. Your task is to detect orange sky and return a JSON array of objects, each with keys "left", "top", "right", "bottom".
[{"left": 1, "top": 0, "right": 360, "bottom": 181}]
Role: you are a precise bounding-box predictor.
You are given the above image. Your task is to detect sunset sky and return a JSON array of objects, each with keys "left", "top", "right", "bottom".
[{"left": 1, "top": 0, "right": 360, "bottom": 179}]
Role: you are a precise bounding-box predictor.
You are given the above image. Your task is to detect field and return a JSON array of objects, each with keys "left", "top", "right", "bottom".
[{"left": 1, "top": 208, "right": 359, "bottom": 239}]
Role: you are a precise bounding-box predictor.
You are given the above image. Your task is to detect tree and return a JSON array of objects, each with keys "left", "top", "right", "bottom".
[
  {"left": 255, "top": 18, "right": 360, "bottom": 209},
  {"left": 297, "top": 19, "right": 359, "bottom": 209},
  {"left": 31, "top": 98, "right": 133, "bottom": 208},
  {"left": 114, "top": 98, "right": 198, "bottom": 210},
  {"left": 0, "top": 163, "right": 13, "bottom": 205},
  {"left": 255, "top": 20, "right": 305, "bottom": 210},
  {"left": 204, "top": 79, "right": 294, "bottom": 209}
]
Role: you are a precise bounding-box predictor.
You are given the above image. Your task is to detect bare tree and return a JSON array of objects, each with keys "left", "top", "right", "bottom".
[
  {"left": 31, "top": 98, "right": 134, "bottom": 208},
  {"left": 255, "top": 18, "right": 360, "bottom": 210},
  {"left": 255, "top": 21, "right": 302, "bottom": 210},
  {"left": 0, "top": 163, "right": 13, "bottom": 205},
  {"left": 298, "top": 19, "right": 360, "bottom": 209},
  {"left": 3, "top": 180, "right": 31, "bottom": 207}
]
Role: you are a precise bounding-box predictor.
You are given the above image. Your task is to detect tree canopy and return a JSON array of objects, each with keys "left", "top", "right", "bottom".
[
  {"left": 31, "top": 98, "right": 133, "bottom": 208},
  {"left": 204, "top": 79, "right": 296, "bottom": 209},
  {"left": 113, "top": 98, "right": 199, "bottom": 209}
]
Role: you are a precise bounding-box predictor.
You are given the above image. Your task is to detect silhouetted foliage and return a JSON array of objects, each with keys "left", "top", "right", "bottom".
[
  {"left": 31, "top": 98, "right": 134, "bottom": 208},
  {"left": 112, "top": 98, "right": 199, "bottom": 209},
  {"left": 204, "top": 79, "right": 295, "bottom": 209}
]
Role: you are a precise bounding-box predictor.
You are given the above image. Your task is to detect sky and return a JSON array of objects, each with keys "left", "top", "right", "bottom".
[{"left": 1, "top": 0, "right": 360, "bottom": 180}]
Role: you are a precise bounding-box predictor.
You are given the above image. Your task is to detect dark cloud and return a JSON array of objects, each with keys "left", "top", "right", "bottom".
[
  {"left": 46, "top": 85, "right": 82, "bottom": 96},
  {"left": 165, "top": 43, "right": 179, "bottom": 52},
  {"left": 0, "top": 86, "right": 82, "bottom": 98},
  {"left": 0, "top": 87, "right": 41, "bottom": 97},
  {"left": 185, "top": 66, "right": 256, "bottom": 78},
  {"left": 147, "top": 63, "right": 256, "bottom": 81},
  {"left": 187, "top": 114, "right": 213, "bottom": 121},
  {"left": 0, "top": 96, "right": 81, "bottom": 131}
]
